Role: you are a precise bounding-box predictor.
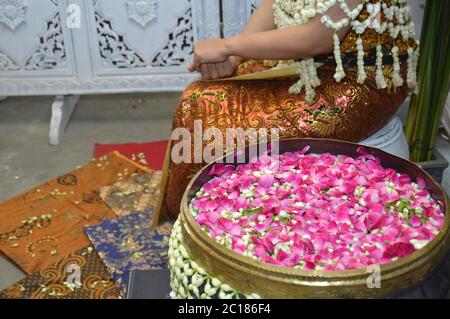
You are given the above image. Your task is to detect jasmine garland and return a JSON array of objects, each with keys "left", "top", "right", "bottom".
[{"left": 272, "top": 0, "right": 419, "bottom": 104}]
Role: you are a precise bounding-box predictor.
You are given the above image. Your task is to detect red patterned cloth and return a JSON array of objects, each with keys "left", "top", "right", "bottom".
[{"left": 93, "top": 141, "right": 168, "bottom": 170}]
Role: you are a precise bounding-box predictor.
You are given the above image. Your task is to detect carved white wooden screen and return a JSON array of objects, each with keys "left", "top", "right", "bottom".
[
  {"left": 222, "top": 0, "right": 261, "bottom": 38},
  {"left": 0, "top": 0, "right": 221, "bottom": 96}
]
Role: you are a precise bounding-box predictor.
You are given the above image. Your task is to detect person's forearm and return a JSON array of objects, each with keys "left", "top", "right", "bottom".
[
  {"left": 225, "top": 25, "right": 332, "bottom": 60},
  {"left": 240, "top": 0, "right": 276, "bottom": 35},
  {"left": 224, "top": 0, "right": 357, "bottom": 61}
]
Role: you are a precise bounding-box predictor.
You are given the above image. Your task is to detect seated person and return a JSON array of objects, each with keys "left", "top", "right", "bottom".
[{"left": 162, "top": 0, "right": 418, "bottom": 218}]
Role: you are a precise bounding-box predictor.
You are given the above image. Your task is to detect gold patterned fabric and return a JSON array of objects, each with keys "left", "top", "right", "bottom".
[
  {"left": 100, "top": 171, "right": 162, "bottom": 217},
  {"left": 164, "top": 61, "right": 408, "bottom": 218},
  {"left": 0, "top": 246, "right": 120, "bottom": 299}
]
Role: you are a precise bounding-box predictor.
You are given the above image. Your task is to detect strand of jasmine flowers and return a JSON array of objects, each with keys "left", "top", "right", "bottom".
[
  {"left": 332, "top": 33, "right": 345, "bottom": 82},
  {"left": 288, "top": 59, "right": 320, "bottom": 104},
  {"left": 307, "top": 57, "right": 321, "bottom": 87},
  {"left": 391, "top": 46, "right": 404, "bottom": 87},
  {"left": 356, "top": 36, "right": 366, "bottom": 84},
  {"left": 407, "top": 46, "right": 418, "bottom": 92},
  {"left": 343, "top": 0, "right": 366, "bottom": 85},
  {"left": 373, "top": 0, "right": 389, "bottom": 90},
  {"left": 352, "top": 1, "right": 370, "bottom": 85},
  {"left": 383, "top": 0, "right": 403, "bottom": 88},
  {"left": 395, "top": 0, "right": 416, "bottom": 91},
  {"left": 401, "top": 0, "right": 419, "bottom": 92},
  {"left": 375, "top": 44, "right": 388, "bottom": 89}
]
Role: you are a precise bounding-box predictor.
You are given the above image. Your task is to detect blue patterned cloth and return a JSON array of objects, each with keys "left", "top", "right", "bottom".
[{"left": 83, "top": 210, "right": 172, "bottom": 296}]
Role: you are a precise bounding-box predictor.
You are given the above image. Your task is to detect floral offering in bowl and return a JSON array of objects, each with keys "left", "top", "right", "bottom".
[
  {"left": 169, "top": 139, "right": 450, "bottom": 299},
  {"left": 190, "top": 146, "right": 445, "bottom": 271}
]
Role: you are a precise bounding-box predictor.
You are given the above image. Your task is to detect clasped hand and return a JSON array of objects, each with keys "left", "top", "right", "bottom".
[{"left": 187, "top": 38, "right": 242, "bottom": 80}]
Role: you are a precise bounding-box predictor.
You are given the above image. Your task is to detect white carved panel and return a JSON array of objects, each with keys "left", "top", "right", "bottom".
[
  {"left": 88, "top": 0, "right": 219, "bottom": 75},
  {"left": 0, "top": 0, "right": 74, "bottom": 76},
  {"left": 222, "top": 0, "right": 261, "bottom": 38},
  {"left": 0, "top": 0, "right": 221, "bottom": 95}
]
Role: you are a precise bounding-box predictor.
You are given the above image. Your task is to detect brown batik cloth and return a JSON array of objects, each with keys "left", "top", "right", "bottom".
[
  {"left": 0, "top": 246, "right": 121, "bottom": 299},
  {"left": 0, "top": 151, "right": 151, "bottom": 274},
  {"left": 99, "top": 171, "right": 162, "bottom": 217}
]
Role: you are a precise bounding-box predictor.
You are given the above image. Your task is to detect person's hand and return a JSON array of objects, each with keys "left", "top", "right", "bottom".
[
  {"left": 188, "top": 56, "right": 243, "bottom": 80},
  {"left": 190, "top": 38, "right": 230, "bottom": 70}
]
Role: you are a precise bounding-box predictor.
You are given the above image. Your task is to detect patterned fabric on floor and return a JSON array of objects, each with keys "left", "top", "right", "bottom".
[
  {"left": 93, "top": 141, "right": 169, "bottom": 171},
  {"left": 0, "top": 246, "right": 121, "bottom": 299},
  {"left": 0, "top": 152, "right": 150, "bottom": 274},
  {"left": 84, "top": 210, "right": 172, "bottom": 297},
  {"left": 100, "top": 171, "right": 162, "bottom": 217}
]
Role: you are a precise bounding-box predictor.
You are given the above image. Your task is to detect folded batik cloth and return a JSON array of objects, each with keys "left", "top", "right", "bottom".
[
  {"left": 0, "top": 246, "right": 121, "bottom": 299},
  {"left": 83, "top": 210, "right": 172, "bottom": 296},
  {"left": 0, "top": 151, "right": 151, "bottom": 274},
  {"left": 99, "top": 171, "right": 162, "bottom": 217}
]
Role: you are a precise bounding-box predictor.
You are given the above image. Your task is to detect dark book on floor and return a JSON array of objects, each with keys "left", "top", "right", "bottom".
[{"left": 126, "top": 269, "right": 171, "bottom": 299}]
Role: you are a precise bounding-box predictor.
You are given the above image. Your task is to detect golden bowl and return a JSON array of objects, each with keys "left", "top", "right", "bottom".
[{"left": 176, "top": 138, "right": 450, "bottom": 298}]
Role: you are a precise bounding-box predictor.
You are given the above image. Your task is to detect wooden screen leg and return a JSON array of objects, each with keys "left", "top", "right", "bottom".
[
  {"left": 49, "top": 95, "right": 80, "bottom": 145},
  {"left": 152, "top": 140, "right": 172, "bottom": 228}
]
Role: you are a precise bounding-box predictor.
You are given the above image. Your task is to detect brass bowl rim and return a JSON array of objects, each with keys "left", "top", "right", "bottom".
[{"left": 181, "top": 138, "right": 450, "bottom": 280}]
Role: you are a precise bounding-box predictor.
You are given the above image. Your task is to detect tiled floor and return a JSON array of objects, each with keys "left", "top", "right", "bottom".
[{"left": 0, "top": 94, "right": 449, "bottom": 296}]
